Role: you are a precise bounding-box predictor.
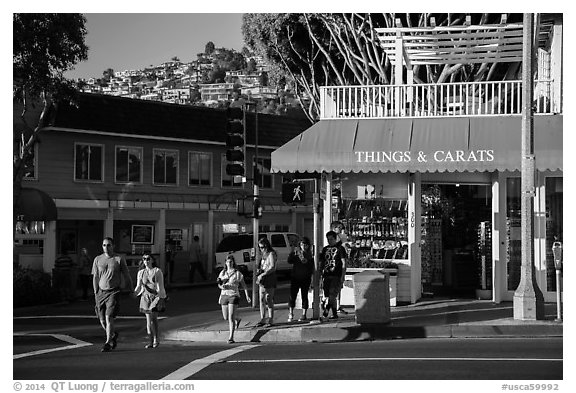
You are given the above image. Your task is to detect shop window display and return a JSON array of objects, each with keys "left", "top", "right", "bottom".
[{"left": 340, "top": 199, "right": 408, "bottom": 268}]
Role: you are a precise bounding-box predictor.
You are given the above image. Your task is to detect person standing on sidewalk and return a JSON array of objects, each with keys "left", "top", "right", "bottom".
[
  {"left": 287, "top": 237, "right": 314, "bottom": 322},
  {"left": 92, "top": 237, "right": 133, "bottom": 352},
  {"left": 77, "top": 247, "right": 92, "bottom": 301},
  {"left": 217, "top": 255, "right": 251, "bottom": 344},
  {"left": 331, "top": 221, "right": 349, "bottom": 315},
  {"left": 255, "top": 237, "right": 277, "bottom": 327},
  {"left": 134, "top": 254, "right": 166, "bottom": 348},
  {"left": 188, "top": 235, "right": 207, "bottom": 283},
  {"left": 320, "top": 231, "right": 347, "bottom": 320}
]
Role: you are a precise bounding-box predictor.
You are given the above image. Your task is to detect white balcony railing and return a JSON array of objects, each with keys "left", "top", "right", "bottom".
[{"left": 320, "top": 80, "right": 559, "bottom": 119}]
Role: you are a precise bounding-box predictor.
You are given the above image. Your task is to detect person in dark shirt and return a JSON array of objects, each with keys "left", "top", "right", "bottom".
[
  {"left": 287, "top": 237, "right": 314, "bottom": 322},
  {"left": 319, "top": 231, "right": 348, "bottom": 320}
]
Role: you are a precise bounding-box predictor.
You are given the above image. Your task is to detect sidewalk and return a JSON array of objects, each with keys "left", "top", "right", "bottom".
[{"left": 161, "top": 297, "right": 563, "bottom": 344}]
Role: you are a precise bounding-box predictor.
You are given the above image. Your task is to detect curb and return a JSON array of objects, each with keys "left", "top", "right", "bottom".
[{"left": 163, "top": 323, "right": 563, "bottom": 343}]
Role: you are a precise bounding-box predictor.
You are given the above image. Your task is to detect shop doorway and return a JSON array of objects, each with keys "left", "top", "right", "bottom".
[{"left": 421, "top": 184, "right": 492, "bottom": 298}]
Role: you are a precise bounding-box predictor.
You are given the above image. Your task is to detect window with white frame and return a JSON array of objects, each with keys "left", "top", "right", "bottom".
[
  {"left": 115, "top": 146, "right": 143, "bottom": 184},
  {"left": 153, "top": 149, "right": 179, "bottom": 186},
  {"left": 256, "top": 157, "right": 273, "bottom": 189},
  {"left": 188, "top": 151, "right": 212, "bottom": 186},
  {"left": 74, "top": 143, "right": 103, "bottom": 182},
  {"left": 221, "top": 154, "right": 242, "bottom": 188}
]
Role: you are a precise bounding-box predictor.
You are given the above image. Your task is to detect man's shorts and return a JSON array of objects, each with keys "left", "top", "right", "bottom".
[
  {"left": 95, "top": 288, "right": 120, "bottom": 320},
  {"left": 219, "top": 294, "right": 240, "bottom": 305}
]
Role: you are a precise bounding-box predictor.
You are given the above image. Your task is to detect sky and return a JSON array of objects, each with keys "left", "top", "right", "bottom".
[{"left": 64, "top": 14, "right": 246, "bottom": 80}]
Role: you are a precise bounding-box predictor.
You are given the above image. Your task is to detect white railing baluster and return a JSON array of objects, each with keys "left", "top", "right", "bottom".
[{"left": 319, "top": 80, "right": 555, "bottom": 119}]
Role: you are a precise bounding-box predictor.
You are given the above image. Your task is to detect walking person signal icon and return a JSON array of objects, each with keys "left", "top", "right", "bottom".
[{"left": 282, "top": 182, "right": 306, "bottom": 205}]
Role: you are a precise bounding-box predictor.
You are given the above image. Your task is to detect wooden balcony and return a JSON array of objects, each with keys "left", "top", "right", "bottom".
[{"left": 320, "top": 80, "right": 559, "bottom": 119}]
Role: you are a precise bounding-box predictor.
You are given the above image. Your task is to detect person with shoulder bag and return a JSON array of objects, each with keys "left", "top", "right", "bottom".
[
  {"left": 134, "top": 254, "right": 166, "bottom": 348},
  {"left": 217, "top": 255, "right": 251, "bottom": 344},
  {"left": 255, "top": 237, "right": 277, "bottom": 327},
  {"left": 287, "top": 237, "right": 314, "bottom": 322}
]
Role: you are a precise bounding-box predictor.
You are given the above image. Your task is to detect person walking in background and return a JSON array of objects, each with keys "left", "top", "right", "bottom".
[
  {"left": 217, "top": 255, "right": 251, "bottom": 344},
  {"left": 287, "top": 237, "right": 314, "bottom": 322},
  {"left": 134, "top": 254, "right": 166, "bottom": 348},
  {"left": 77, "top": 247, "right": 92, "bottom": 301},
  {"left": 188, "top": 235, "right": 207, "bottom": 283},
  {"left": 93, "top": 237, "right": 133, "bottom": 352},
  {"left": 331, "top": 221, "right": 349, "bottom": 315},
  {"left": 255, "top": 237, "right": 277, "bottom": 327},
  {"left": 165, "top": 240, "right": 176, "bottom": 284},
  {"left": 320, "top": 231, "right": 347, "bottom": 320}
]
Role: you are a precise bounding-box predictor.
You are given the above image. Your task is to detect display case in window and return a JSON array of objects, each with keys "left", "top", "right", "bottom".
[{"left": 342, "top": 199, "right": 408, "bottom": 268}]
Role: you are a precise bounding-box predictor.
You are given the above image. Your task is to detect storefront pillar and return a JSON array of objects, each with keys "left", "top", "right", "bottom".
[
  {"left": 408, "top": 173, "right": 422, "bottom": 304},
  {"left": 157, "top": 209, "right": 166, "bottom": 273},
  {"left": 491, "top": 172, "right": 503, "bottom": 303},
  {"left": 322, "top": 173, "right": 332, "bottom": 243},
  {"left": 207, "top": 210, "right": 214, "bottom": 276},
  {"left": 43, "top": 220, "right": 57, "bottom": 273},
  {"left": 104, "top": 208, "right": 114, "bottom": 239}
]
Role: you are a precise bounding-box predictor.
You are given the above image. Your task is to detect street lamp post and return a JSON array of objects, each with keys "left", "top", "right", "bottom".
[{"left": 513, "top": 12, "right": 544, "bottom": 320}]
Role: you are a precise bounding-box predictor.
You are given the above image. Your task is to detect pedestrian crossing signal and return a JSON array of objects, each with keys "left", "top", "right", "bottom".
[{"left": 282, "top": 182, "right": 306, "bottom": 205}]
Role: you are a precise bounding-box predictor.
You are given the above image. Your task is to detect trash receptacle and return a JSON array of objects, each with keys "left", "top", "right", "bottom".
[{"left": 353, "top": 270, "right": 391, "bottom": 324}]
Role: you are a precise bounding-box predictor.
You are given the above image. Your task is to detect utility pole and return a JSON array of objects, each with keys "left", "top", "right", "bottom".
[
  {"left": 513, "top": 13, "right": 544, "bottom": 320},
  {"left": 247, "top": 102, "right": 260, "bottom": 309}
]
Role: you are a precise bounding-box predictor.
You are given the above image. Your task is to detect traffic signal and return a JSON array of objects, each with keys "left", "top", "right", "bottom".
[
  {"left": 282, "top": 182, "right": 306, "bottom": 204},
  {"left": 253, "top": 197, "right": 263, "bottom": 219},
  {"left": 225, "top": 107, "right": 245, "bottom": 178}
]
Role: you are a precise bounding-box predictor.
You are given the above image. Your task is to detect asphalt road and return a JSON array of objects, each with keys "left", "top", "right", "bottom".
[{"left": 13, "top": 338, "right": 562, "bottom": 381}]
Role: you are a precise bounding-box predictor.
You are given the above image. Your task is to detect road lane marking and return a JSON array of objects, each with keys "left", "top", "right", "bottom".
[
  {"left": 13, "top": 333, "right": 92, "bottom": 359},
  {"left": 161, "top": 344, "right": 259, "bottom": 380},
  {"left": 14, "top": 315, "right": 166, "bottom": 320},
  {"left": 222, "top": 357, "right": 561, "bottom": 363}
]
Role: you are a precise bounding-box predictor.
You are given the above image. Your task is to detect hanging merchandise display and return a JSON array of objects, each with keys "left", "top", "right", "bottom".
[{"left": 341, "top": 199, "right": 408, "bottom": 269}]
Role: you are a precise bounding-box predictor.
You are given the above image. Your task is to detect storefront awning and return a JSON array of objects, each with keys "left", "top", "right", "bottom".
[
  {"left": 271, "top": 115, "right": 562, "bottom": 173},
  {"left": 16, "top": 188, "right": 57, "bottom": 221}
]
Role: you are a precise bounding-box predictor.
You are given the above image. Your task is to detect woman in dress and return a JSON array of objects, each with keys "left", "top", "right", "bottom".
[
  {"left": 217, "top": 255, "right": 251, "bottom": 344},
  {"left": 134, "top": 254, "right": 166, "bottom": 348},
  {"left": 255, "top": 237, "right": 277, "bottom": 327}
]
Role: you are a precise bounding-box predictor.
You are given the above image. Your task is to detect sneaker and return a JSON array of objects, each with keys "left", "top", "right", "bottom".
[
  {"left": 329, "top": 315, "right": 339, "bottom": 320},
  {"left": 101, "top": 343, "right": 112, "bottom": 352},
  {"left": 298, "top": 315, "right": 308, "bottom": 322},
  {"left": 287, "top": 314, "right": 294, "bottom": 322},
  {"left": 227, "top": 338, "right": 235, "bottom": 344},
  {"left": 264, "top": 320, "right": 274, "bottom": 328}
]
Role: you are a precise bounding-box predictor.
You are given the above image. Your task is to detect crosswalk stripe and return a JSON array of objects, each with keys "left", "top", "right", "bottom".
[
  {"left": 13, "top": 333, "right": 92, "bottom": 359},
  {"left": 161, "top": 344, "right": 259, "bottom": 380}
]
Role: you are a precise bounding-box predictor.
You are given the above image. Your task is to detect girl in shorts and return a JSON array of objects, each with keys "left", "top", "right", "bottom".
[
  {"left": 217, "top": 255, "right": 251, "bottom": 343},
  {"left": 134, "top": 254, "right": 166, "bottom": 348}
]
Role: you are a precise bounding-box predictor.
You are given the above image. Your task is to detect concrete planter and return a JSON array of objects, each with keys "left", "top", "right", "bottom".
[{"left": 341, "top": 268, "right": 398, "bottom": 307}]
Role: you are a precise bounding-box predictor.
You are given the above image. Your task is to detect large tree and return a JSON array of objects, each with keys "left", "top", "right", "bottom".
[
  {"left": 13, "top": 13, "right": 88, "bottom": 232},
  {"left": 242, "top": 13, "right": 523, "bottom": 121}
]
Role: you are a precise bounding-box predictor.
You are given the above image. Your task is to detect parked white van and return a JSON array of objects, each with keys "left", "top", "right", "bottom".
[{"left": 214, "top": 232, "right": 301, "bottom": 278}]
